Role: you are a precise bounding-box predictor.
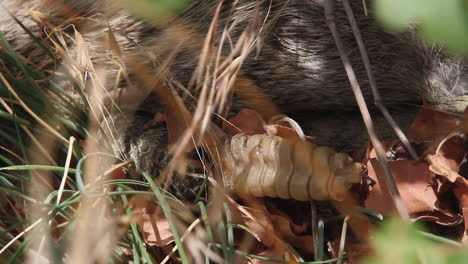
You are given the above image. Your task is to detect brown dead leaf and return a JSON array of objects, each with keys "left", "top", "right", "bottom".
[
  {"left": 74, "top": 29, "right": 91, "bottom": 75},
  {"left": 407, "top": 105, "right": 458, "bottom": 143},
  {"left": 250, "top": 242, "right": 298, "bottom": 264},
  {"left": 426, "top": 154, "right": 463, "bottom": 183},
  {"left": 107, "top": 166, "right": 127, "bottom": 191},
  {"left": 130, "top": 197, "right": 174, "bottom": 246},
  {"left": 225, "top": 109, "right": 266, "bottom": 136},
  {"left": 107, "top": 25, "right": 123, "bottom": 58},
  {"left": 264, "top": 201, "right": 309, "bottom": 235},
  {"left": 435, "top": 136, "right": 466, "bottom": 164},
  {"left": 240, "top": 205, "right": 276, "bottom": 247},
  {"left": 425, "top": 134, "right": 466, "bottom": 183},
  {"left": 269, "top": 214, "right": 315, "bottom": 255},
  {"left": 143, "top": 112, "right": 166, "bottom": 129},
  {"left": 165, "top": 105, "right": 193, "bottom": 150},
  {"left": 366, "top": 159, "right": 438, "bottom": 215},
  {"left": 234, "top": 203, "right": 308, "bottom": 262},
  {"left": 223, "top": 199, "right": 292, "bottom": 263}
]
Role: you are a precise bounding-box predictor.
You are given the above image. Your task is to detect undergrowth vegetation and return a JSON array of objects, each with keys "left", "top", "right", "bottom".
[{"left": 0, "top": 0, "right": 467, "bottom": 263}]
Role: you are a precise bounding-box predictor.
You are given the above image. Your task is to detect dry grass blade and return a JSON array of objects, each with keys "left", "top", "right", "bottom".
[
  {"left": 337, "top": 216, "right": 349, "bottom": 264},
  {"left": 56, "top": 136, "right": 75, "bottom": 205},
  {"left": 0, "top": 218, "right": 43, "bottom": 256},
  {"left": 107, "top": 24, "right": 123, "bottom": 58},
  {"left": 159, "top": 218, "right": 223, "bottom": 264}
]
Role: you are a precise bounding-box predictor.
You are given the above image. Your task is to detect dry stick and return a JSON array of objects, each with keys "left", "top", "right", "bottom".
[
  {"left": 324, "top": 0, "right": 410, "bottom": 222},
  {"left": 337, "top": 216, "right": 349, "bottom": 264},
  {"left": 361, "top": 0, "right": 368, "bottom": 16},
  {"left": 341, "top": 0, "right": 419, "bottom": 161},
  {"left": 160, "top": 219, "right": 201, "bottom": 264},
  {"left": 0, "top": 218, "right": 43, "bottom": 255},
  {"left": 56, "top": 136, "right": 75, "bottom": 205}
]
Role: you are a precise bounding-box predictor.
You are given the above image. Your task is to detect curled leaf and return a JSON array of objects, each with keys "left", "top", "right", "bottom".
[{"left": 426, "top": 154, "right": 462, "bottom": 183}]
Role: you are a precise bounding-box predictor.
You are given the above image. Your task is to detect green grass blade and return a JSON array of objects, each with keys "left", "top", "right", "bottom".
[{"left": 142, "top": 171, "right": 188, "bottom": 264}]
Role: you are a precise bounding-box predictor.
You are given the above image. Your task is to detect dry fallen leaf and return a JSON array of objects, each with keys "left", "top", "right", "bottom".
[
  {"left": 407, "top": 105, "right": 458, "bottom": 144},
  {"left": 107, "top": 25, "right": 123, "bottom": 58},
  {"left": 165, "top": 105, "right": 193, "bottom": 150},
  {"left": 240, "top": 205, "right": 276, "bottom": 247},
  {"left": 425, "top": 134, "right": 466, "bottom": 183},
  {"left": 250, "top": 242, "right": 298, "bottom": 264},
  {"left": 107, "top": 166, "right": 127, "bottom": 191},
  {"left": 228, "top": 201, "right": 306, "bottom": 263},
  {"left": 143, "top": 112, "right": 166, "bottom": 129},
  {"left": 366, "top": 159, "right": 438, "bottom": 215},
  {"left": 434, "top": 136, "right": 466, "bottom": 164},
  {"left": 366, "top": 158, "right": 464, "bottom": 226},
  {"left": 426, "top": 154, "right": 463, "bottom": 183},
  {"left": 269, "top": 213, "right": 315, "bottom": 255},
  {"left": 225, "top": 109, "right": 266, "bottom": 136},
  {"left": 130, "top": 197, "right": 174, "bottom": 246}
]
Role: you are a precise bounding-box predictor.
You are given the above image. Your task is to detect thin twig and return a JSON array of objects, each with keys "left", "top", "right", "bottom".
[
  {"left": 341, "top": 0, "right": 419, "bottom": 160},
  {"left": 0, "top": 218, "right": 43, "bottom": 255},
  {"left": 324, "top": 0, "right": 410, "bottom": 221},
  {"left": 56, "top": 136, "right": 75, "bottom": 205},
  {"left": 337, "top": 216, "right": 349, "bottom": 264}
]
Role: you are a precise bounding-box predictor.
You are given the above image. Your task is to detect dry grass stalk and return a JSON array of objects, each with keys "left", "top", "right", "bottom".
[{"left": 324, "top": 0, "right": 410, "bottom": 222}]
